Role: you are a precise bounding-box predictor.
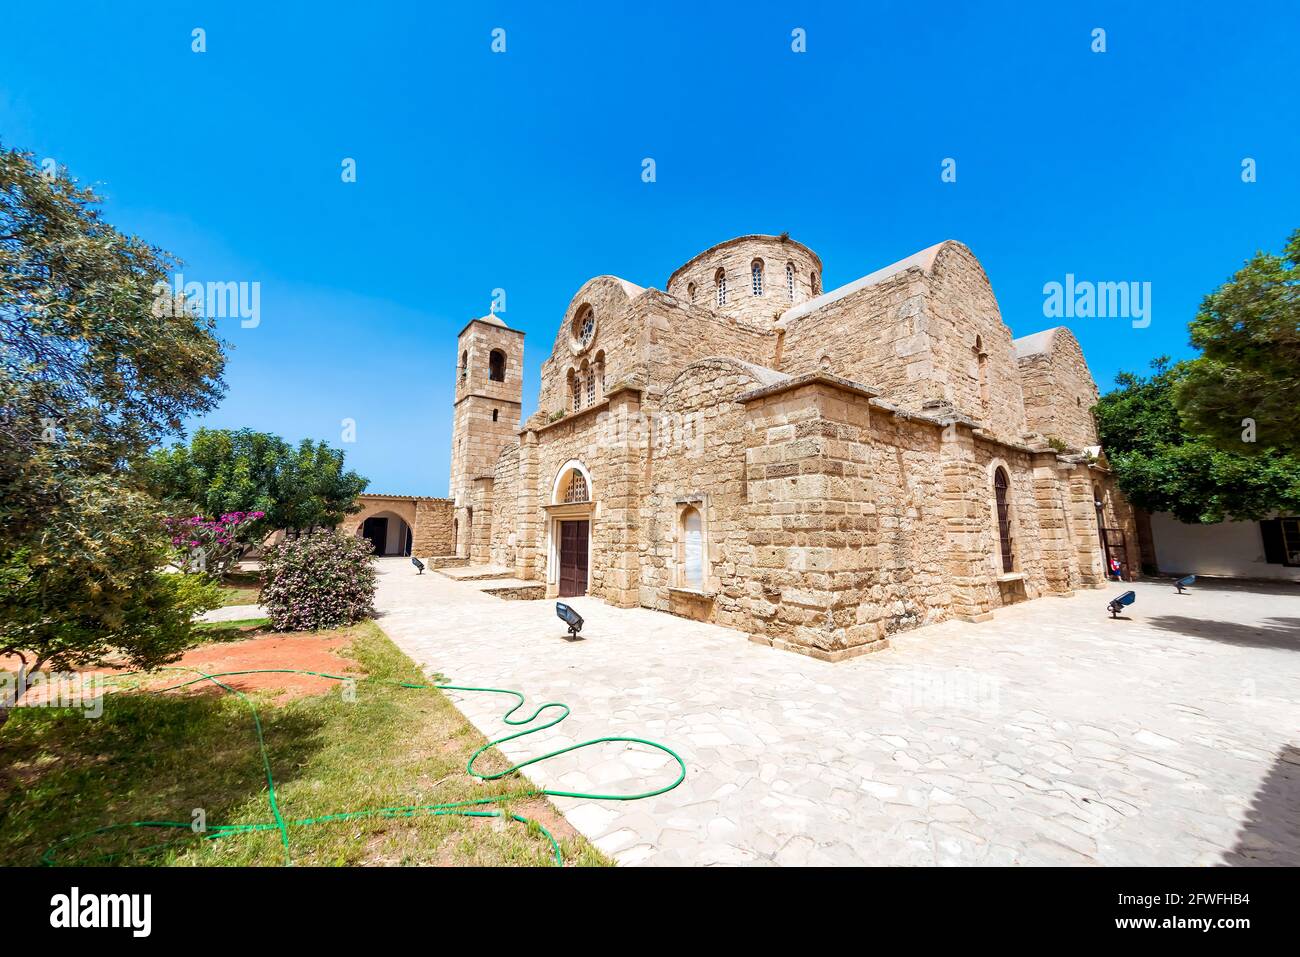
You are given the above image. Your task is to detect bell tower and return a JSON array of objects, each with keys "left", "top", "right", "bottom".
[{"left": 449, "top": 314, "right": 524, "bottom": 555}]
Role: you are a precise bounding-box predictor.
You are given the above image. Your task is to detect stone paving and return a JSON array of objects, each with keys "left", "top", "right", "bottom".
[
  {"left": 199, "top": 603, "right": 266, "bottom": 623},
  {"left": 371, "top": 559, "right": 1300, "bottom": 866}
]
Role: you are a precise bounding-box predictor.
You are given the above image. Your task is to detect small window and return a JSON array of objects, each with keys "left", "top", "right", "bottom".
[
  {"left": 492, "top": 408, "right": 499, "bottom": 422},
  {"left": 811, "top": 271, "right": 821, "bottom": 296},
  {"left": 751, "top": 259, "right": 764, "bottom": 297},
  {"left": 786, "top": 263, "right": 795, "bottom": 301},
  {"left": 687, "top": 282, "right": 696, "bottom": 304},
  {"left": 460, "top": 350, "right": 468, "bottom": 380},
  {"left": 994, "top": 467, "right": 1014, "bottom": 573},
  {"left": 715, "top": 268, "right": 727, "bottom": 306},
  {"left": 680, "top": 505, "right": 704, "bottom": 589},
  {"left": 488, "top": 349, "right": 506, "bottom": 382},
  {"left": 569, "top": 370, "right": 581, "bottom": 411},
  {"left": 586, "top": 369, "right": 595, "bottom": 406}
]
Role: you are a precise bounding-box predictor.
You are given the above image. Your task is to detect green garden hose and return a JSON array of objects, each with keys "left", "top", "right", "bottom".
[{"left": 39, "top": 667, "right": 686, "bottom": 867}]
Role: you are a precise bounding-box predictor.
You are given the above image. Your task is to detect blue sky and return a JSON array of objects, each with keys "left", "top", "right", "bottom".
[{"left": 3, "top": 2, "right": 1296, "bottom": 495}]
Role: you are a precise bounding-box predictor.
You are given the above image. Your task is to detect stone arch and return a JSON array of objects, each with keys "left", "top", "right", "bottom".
[
  {"left": 552, "top": 459, "right": 594, "bottom": 505},
  {"left": 354, "top": 508, "right": 414, "bottom": 557},
  {"left": 985, "top": 457, "right": 1019, "bottom": 574}
]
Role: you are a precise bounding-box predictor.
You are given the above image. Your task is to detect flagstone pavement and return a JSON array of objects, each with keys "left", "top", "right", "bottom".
[{"left": 372, "top": 559, "right": 1300, "bottom": 866}]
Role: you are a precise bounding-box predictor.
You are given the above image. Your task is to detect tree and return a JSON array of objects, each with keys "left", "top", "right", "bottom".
[
  {"left": 0, "top": 145, "right": 226, "bottom": 716},
  {"left": 1174, "top": 229, "right": 1300, "bottom": 453},
  {"left": 1095, "top": 358, "right": 1300, "bottom": 524},
  {"left": 142, "top": 428, "right": 368, "bottom": 533}
]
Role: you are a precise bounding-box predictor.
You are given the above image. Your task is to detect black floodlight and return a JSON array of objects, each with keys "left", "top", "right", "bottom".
[
  {"left": 1107, "top": 590, "right": 1136, "bottom": 618},
  {"left": 556, "top": 601, "right": 583, "bottom": 638},
  {"left": 411, "top": 557, "right": 425, "bottom": 575},
  {"left": 1174, "top": 574, "right": 1195, "bottom": 594}
]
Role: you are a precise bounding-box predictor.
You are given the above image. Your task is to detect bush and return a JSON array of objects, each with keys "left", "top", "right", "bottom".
[{"left": 260, "top": 530, "right": 376, "bottom": 631}]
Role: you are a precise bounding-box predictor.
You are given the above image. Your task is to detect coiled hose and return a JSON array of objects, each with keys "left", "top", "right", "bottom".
[{"left": 40, "top": 667, "right": 686, "bottom": 867}]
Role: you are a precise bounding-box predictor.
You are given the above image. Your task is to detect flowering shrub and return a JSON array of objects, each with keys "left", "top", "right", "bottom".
[
  {"left": 260, "top": 529, "right": 376, "bottom": 631},
  {"left": 164, "top": 510, "right": 266, "bottom": 579}
]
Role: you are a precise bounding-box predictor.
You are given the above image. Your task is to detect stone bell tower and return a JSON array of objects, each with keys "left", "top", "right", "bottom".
[{"left": 449, "top": 313, "right": 524, "bottom": 557}]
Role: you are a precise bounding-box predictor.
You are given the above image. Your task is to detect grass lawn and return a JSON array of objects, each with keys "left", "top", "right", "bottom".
[
  {"left": 217, "top": 570, "right": 262, "bottom": 607},
  {"left": 0, "top": 621, "right": 610, "bottom": 867}
]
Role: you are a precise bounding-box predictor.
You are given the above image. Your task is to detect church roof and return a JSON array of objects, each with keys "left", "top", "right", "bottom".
[
  {"left": 777, "top": 242, "right": 947, "bottom": 327},
  {"left": 1013, "top": 327, "right": 1062, "bottom": 359}
]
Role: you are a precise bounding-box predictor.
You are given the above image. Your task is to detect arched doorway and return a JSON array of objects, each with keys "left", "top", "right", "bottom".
[
  {"left": 359, "top": 511, "right": 413, "bottom": 557},
  {"left": 546, "top": 460, "right": 593, "bottom": 598}
]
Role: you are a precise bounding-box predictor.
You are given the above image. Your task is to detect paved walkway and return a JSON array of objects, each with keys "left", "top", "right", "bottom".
[
  {"left": 200, "top": 603, "right": 266, "bottom": 623},
  {"left": 372, "top": 560, "right": 1300, "bottom": 866}
]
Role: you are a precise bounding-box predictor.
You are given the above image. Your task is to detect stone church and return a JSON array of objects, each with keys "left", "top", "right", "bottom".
[{"left": 444, "top": 234, "right": 1139, "bottom": 661}]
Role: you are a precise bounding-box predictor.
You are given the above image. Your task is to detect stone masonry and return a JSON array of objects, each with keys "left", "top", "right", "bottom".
[{"left": 438, "top": 234, "right": 1136, "bottom": 660}]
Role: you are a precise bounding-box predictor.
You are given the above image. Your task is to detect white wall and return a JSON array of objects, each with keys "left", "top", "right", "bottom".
[{"left": 1151, "top": 512, "right": 1300, "bottom": 582}]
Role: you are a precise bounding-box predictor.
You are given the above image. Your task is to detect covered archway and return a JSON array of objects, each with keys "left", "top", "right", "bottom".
[
  {"left": 357, "top": 510, "right": 413, "bottom": 557},
  {"left": 545, "top": 460, "right": 594, "bottom": 598}
]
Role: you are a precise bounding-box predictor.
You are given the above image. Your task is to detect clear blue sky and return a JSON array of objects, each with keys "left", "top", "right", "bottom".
[{"left": 3, "top": 2, "right": 1296, "bottom": 496}]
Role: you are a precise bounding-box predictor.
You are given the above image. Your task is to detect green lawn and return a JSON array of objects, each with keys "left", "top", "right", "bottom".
[
  {"left": 0, "top": 621, "right": 610, "bottom": 867},
  {"left": 217, "top": 570, "right": 262, "bottom": 607}
]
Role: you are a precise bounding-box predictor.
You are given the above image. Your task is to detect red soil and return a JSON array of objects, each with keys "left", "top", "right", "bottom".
[{"left": 2, "top": 630, "right": 362, "bottom": 707}]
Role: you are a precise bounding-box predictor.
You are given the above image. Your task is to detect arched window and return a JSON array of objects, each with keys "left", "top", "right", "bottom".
[
  {"left": 680, "top": 505, "right": 704, "bottom": 589},
  {"left": 573, "top": 305, "right": 595, "bottom": 347},
  {"left": 460, "top": 350, "right": 468, "bottom": 380},
  {"left": 811, "top": 271, "right": 821, "bottom": 296},
  {"left": 786, "top": 263, "right": 795, "bottom": 301},
  {"left": 563, "top": 469, "right": 589, "bottom": 504},
  {"left": 492, "top": 408, "right": 499, "bottom": 422},
  {"left": 994, "top": 467, "right": 1014, "bottom": 573},
  {"left": 488, "top": 349, "right": 506, "bottom": 382},
  {"left": 569, "top": 370, "right": 581, "bottom": 411},
  {"left": 687, "top": 282, "right": 697, "bottom": 305},
  {"left": 585, "top": 364, "right": 595, "bottom": 407},
  {"left": 751, "top": 259, "right": 764, "bottom": 297},
  {"left": 715, "top": 268, "right": 727, "bottom": 306}
]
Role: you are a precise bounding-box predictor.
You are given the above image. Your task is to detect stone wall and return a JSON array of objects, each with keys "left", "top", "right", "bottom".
[
  {"left": 343, "top": 495, "right": 454, "bottom": 557},
  {"left": 1017, "top": 327, "right": 1101, "bottom": 450},
  {"left": 778, "top": 269, "right": 925, "bottom": 398},
  {"left": 664, "top": 234, "right": 823, "bottom": 328},
  {"left": 925, "top": 242, "right": 1028, "bottom": 442},
  {"left": 638, "top": 358, "right": 761, "bottom": 627},
  {"left": 489, "top": 443, "right": 520, "bottom": 569},
  {"left": 413, "top": 498, "right": 454, "bottom": 556},
  {"left": 777, "top": 242, "right": 1028, "bottom": 444}
]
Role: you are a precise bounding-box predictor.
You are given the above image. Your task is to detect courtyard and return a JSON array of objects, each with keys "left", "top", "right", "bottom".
[{"left": 374, "top": 559, "right": 1300, "bottom": 866}]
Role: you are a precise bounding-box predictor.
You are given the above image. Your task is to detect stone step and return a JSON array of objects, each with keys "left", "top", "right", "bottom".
[{"left": 436, "top": 564, "right": 516, "bottom": 581}]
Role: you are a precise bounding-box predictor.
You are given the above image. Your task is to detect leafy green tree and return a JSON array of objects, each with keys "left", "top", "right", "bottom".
[
  {"left": 0, "top": 146, "right": 226, "bottom": 715},
  {"left": 1174, "top": 229, "right": 1300, "bottom": 453},
  {"left": 142, "top": 428, "right": 368, "bottom": 533},
  {"left": 1095, "top": 358, "right": 1300, "bottom": 523}
]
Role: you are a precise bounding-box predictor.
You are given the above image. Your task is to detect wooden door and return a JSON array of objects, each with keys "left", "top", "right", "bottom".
[{"left": 558, "top": 520, "right": 589, "bottom": 597}]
